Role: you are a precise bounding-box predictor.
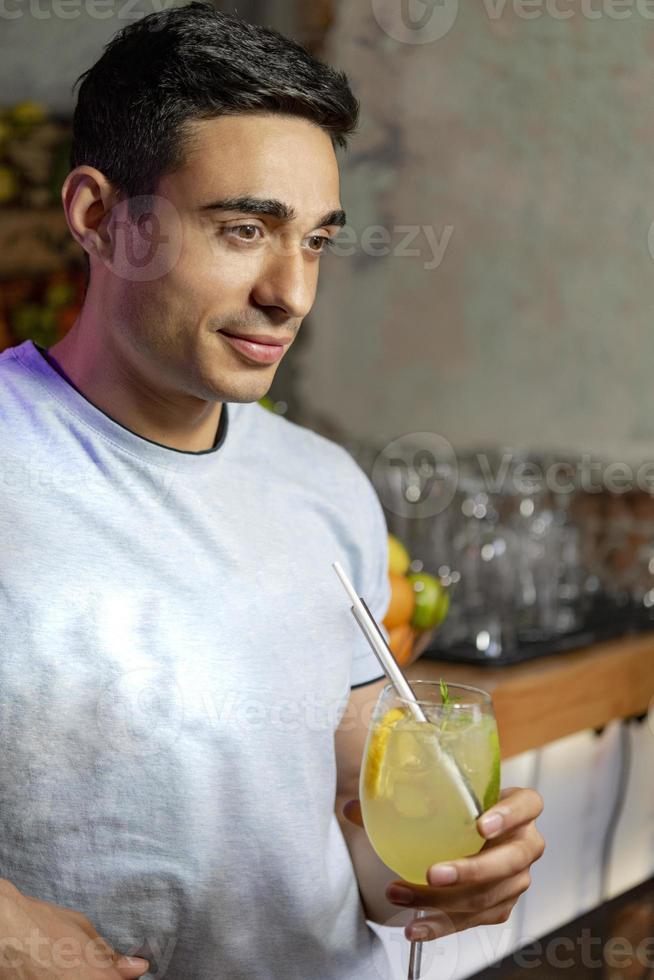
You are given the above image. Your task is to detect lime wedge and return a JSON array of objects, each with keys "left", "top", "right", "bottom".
[{"left": 483, "top": 729, "right": 501, "bottom": 812}]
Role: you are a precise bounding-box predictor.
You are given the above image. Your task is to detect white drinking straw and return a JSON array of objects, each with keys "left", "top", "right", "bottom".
[{"left": 332, "top": 560, "right": 481, "bottom": 821}]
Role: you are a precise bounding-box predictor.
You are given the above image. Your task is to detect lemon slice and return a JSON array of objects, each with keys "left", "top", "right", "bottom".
[{"left": 364, "top": 706, "right": 406, "bottom": 799}]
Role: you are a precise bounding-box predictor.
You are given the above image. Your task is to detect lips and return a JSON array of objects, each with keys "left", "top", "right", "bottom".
[
  {"left": 218, "top": 330, "right": 289, "bottom": 365},
  {"left": 219, "top": 330, "right": 292, "bottom": 346}
]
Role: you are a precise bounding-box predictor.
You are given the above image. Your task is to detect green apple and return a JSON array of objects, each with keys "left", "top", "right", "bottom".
[{"left": 407, "top": 572, "right": 449, "bottom": 630}]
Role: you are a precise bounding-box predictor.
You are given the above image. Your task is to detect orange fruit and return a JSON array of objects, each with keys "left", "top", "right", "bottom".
[
  {"left": 388, "top": 623, "right": 417, "bottom": 667},
  {"left": 384, "top": 572, "right": 416, "bottom": 630},
  {"left": 383, "top": 573, "right": 416, "bottom": 631}
]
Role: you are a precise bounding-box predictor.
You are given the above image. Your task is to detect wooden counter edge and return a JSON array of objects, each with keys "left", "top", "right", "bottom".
[{"left": 407, "top": 632, "right": 654, "bottom": 759}]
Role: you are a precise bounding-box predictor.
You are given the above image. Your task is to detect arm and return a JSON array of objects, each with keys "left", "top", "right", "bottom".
[
  {"left": 0, "top": 878, "right": 149, "bottom": 978},
  {"left": 334, "top": 682, "right": 546, "bottom": 940},
  {"left": 335, "top": 677, "right": 407, "bottom": 926}
]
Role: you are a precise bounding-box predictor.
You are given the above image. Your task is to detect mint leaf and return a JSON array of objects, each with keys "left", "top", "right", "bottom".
[{"left": 440, "top": 677, "right": 451, "bottom": 706}]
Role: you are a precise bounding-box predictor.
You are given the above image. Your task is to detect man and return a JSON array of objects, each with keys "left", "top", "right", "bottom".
[{"left": 0, "top": 4, "right": 544, "bottom": 978}]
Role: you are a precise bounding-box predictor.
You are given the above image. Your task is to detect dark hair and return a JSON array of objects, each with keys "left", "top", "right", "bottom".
[{"left": 70, "top": 1, "right": 359, "bottom": 214}]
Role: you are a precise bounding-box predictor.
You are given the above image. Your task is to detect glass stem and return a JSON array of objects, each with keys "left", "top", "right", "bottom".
[{"left": 407, "top": 909, "right": 426, "bottom": 980}]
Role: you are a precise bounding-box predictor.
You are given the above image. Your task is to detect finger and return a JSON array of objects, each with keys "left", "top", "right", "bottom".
[
  {"left": 342, "top": 799, "right": 364, "bottom": 827},
  {"left": 483, "top": 822, "right": 546, "bottom": 872},
  {"left": 403, "top": 907, "right": 461, "bottom": 942},
  {"left": 115, "top": 955, "right": 151, "bottom": 977},
  {"left": 388, "top": 868, "right": 532, "bottom": 913},
  {"left": 427, "top": 828, "right": 543, "bottom": 888},
  {"left": 477, "top": 787, "right": 544, "bottom": 840},
  {"left": 446, "top": 870, "right": 532, "bottom": 915},
  {"left": 405, "top": 898, "right": 518, "bottom": 941}
]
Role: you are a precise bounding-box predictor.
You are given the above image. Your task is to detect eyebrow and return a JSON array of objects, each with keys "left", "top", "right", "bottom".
[{"left": 198, "top": 195, "right": 347, "bottom": 229}]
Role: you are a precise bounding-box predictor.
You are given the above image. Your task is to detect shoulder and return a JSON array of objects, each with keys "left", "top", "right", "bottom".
[
  {"left": 0, "top": 342, "right": 37, "bottom": 420},
  {"left": 0, "top": 341, "right": 40, "bottom": 391},
  {"left": 250, "top": 406, "right": 389, "bottom": 600},
  {"left": 0, "top": 343, "right": 24, "bottom": 377},
  {"left": 243, "top": 402, "right": 377, "bottom": 504}
]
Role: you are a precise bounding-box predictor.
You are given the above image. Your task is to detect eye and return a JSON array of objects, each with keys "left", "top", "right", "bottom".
[
  {"left": 306, "top": 235, "right": 335, "bottom": 254},
  {"left": 222, "top": 224, "right": 263, "bottom": 242}
]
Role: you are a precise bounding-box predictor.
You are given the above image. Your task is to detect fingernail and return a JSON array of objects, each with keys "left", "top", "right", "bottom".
[
  {"left": 118, "top": 957, "right": 149, "bottom": 968},
  {"left": 408, "top": 925, "right": 433, "bottom": 942},
  {"left": 479, "top": 812, "right": 504, "bottom": 837},
  {"left": 428, "top": 864, "right": 457, "bottom": 886},
  {"left": 387, "top": 885, "right": 414, "bottom": 905}
]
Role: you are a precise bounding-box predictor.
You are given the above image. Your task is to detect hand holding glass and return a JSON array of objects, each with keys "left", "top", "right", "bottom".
[{"left": 360, "top": 681, "right": 501, "bottom": 977}]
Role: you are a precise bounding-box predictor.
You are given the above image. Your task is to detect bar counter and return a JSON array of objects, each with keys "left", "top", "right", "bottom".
[{"left": 407, "top": 633, "right": 654, "bottom": 759}]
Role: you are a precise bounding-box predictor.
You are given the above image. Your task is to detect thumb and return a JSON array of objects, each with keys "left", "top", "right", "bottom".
[
  {"left": 342, "top": 799, "right": 364, "bottom": 827},
  {"left": 115, "top": 955, "right": 151, "bottom": 977}
]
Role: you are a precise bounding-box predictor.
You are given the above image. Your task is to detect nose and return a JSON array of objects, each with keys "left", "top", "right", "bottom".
[{"left": 250, "top": 243, "right": 316, "bottom": 320}]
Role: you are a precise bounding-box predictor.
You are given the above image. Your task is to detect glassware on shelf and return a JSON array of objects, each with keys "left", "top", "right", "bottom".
[{"left": 350, "top": 436, "right": 654, "bottom": 660}]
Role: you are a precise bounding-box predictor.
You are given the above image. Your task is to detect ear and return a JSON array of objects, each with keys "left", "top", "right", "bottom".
[{"left": 61, "top": 165, "right": 118, "bottom": 262}]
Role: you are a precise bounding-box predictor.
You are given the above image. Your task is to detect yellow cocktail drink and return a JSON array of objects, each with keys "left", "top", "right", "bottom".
[{"left": 360, "top": 687, "right": 500, "bottom": 885}]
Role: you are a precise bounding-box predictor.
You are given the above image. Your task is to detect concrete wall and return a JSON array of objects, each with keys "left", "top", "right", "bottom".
[
  {"left": 0, "top": 0, "right": 189, "bottom": 114},
  {"left": 0, "top": 0, "right": 302, "bottom": 114},
  {"left": 5, "top": 0, "right": 654, "bottom": 459},
  {"left": 298, "top": 1, "right": 654, "bottom": 460}
]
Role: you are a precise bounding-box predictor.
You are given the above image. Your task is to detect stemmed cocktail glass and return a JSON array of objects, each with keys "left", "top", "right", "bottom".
[{"left": 360, "top": 681, "right": 501, "bottom": 979}]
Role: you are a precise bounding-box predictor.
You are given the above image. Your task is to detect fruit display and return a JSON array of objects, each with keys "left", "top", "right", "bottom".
[
  {"left": 0, "top": 102, "right": 72, "bottom": 209},
  {"left": 383, "top": 533, "right": 450, "bottom": 666},
  {"left": 0, "top": 102, "right": 85, "bottom": 346},
  {"left": 0, "top": 267, "right": 86, "bottom": 353}
]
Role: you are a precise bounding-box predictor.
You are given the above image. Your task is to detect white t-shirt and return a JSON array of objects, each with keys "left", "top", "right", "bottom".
[{"left": 0, "top": 340, "right": 393, "bottom": 980}]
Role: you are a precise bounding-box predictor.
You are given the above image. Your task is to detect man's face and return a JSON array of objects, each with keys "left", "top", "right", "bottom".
[{"left": 101, "top": 113, "right": 343, "bottom": 404}]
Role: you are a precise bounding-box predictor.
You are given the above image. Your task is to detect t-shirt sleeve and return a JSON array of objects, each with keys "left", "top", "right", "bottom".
[{"left": 349, "top": 470, "right": 393, "bottom": 689}]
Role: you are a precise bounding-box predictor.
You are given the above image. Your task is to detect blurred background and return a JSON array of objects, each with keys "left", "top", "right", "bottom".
[
  {"left": 6, "top": 1, "right": 654, "bottom": 664},
  {"left": 2, "top": 2, "right": 654, "bottom": 977}
]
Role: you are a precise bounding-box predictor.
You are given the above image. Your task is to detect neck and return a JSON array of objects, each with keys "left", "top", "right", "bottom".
[{"left": 47, "top": 316, "right": 223, "bottom": 454}]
